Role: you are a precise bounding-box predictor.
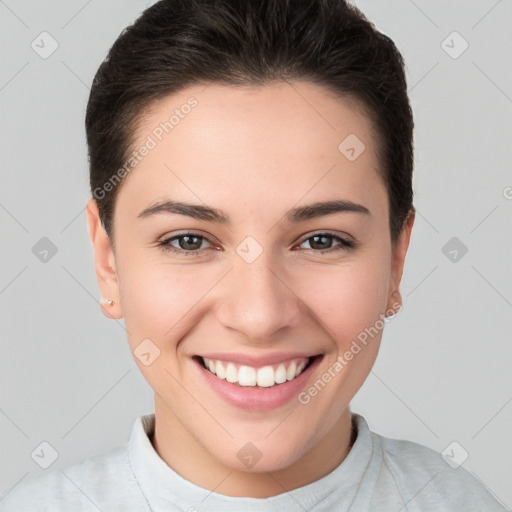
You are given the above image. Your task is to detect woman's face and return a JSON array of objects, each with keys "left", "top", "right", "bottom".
[{"left": 87, "top": 80, "right": 413, "bottom": 477}]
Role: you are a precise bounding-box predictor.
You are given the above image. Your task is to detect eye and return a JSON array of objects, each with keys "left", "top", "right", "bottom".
[
  {"left": 296, "top": 232, "right": 355, "bottom": 252},
  {"left": 157, "top": 232, "right": 216, "bottom": 256},
  {"left": 157, "top": 230, "right": 356, "bottom": 257}
]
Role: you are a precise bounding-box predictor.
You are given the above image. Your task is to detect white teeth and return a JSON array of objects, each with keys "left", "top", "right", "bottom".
[
  {"left": 215, "top": 360, "right": 226, "bottom": 379},
  {"left": 286, "top": 361, "right": 297, "bottom": 381},
  {"left": 275, "top": 364, "right": 287, "bottom": 384},
  {"left": 296, "top": 360, "right": 307, "bottom": 375},
  {"left": 256, "top": 366, "right": 275, "bottom": 387},
  {"left": 238, "top": 366, "right": 257, "bottom": 386},
  {"left": 225, "top": 362, "right": 238, "bottom": 383},
  {"left": 201, "top": 356, "right": 312, "bottom": 388}
]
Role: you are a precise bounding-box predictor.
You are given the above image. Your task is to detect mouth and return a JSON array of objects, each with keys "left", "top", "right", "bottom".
[{"left": 193, "top": 354, "right": 323, "bottom": 389}]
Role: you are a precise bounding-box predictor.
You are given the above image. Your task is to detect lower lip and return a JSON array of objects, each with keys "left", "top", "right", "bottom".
[{"left": 193, "top": 355, "right": 323, "bottom": 411}]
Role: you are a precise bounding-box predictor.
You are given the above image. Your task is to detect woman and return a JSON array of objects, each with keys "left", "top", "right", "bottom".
[{"left": 2, "top": 0, "right": 506, "bottom": 510}]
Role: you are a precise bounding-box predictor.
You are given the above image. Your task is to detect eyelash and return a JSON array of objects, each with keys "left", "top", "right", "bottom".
[{"left": 157, "top": 231, "right": 356, "bottom": 256}]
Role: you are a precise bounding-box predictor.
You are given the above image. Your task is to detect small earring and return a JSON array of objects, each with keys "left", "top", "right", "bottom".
[{"left": 102, "top": 299, "right": 115, "bottom": 306}]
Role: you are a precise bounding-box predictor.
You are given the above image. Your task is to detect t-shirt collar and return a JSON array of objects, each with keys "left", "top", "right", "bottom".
[{"left": 128, "top": 411, "right": 374, "bottom": 512}]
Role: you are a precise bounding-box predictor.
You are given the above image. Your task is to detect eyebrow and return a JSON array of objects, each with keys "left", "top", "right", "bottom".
[{"left": 137, "top": 199, "right": 371, "bottom": 224}]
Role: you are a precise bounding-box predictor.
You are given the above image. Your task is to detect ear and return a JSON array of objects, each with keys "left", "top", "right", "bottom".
[
  {"left": 386, "top": 209, "right": 415, "bottom": 315},
  {"left": 86, "top": 197, "right": 123, "bottom": 320}
]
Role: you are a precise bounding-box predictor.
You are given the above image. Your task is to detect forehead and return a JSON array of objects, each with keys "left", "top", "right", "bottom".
[{"left": 117, "top": 80, "right": 386, "bottom": 221}]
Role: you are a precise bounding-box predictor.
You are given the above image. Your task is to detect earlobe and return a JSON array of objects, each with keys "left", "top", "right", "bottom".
[
  {"left": 386, "top": 209, "right": 415, "bottom": 315},
  {"left": 386, "top": 290, "right": 402, "bottom": 317},
  {"left": 85, "top": 198, "right": 123, "bottom": 320}
]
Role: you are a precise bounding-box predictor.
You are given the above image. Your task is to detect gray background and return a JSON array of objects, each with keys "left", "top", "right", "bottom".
[{"left": 1, "top": 0, "right": 511, "bottom": 508}]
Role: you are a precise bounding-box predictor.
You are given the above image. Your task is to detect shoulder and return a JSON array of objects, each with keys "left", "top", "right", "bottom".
[
  {"left": 0, "top": 442, "right": 149, "bottom": 512},
  {"left": 374, "top": 431, "right": 508, "bottom": 511}
]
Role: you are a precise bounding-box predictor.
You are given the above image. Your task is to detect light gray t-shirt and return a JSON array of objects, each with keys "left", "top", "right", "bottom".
[{"left": 1, "top": 412, "right": 507, "bottom": 511}]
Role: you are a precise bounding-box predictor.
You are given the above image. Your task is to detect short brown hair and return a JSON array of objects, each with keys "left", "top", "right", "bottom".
[{"left": 86, "top": 0, "right": 415, "bottom": 249}]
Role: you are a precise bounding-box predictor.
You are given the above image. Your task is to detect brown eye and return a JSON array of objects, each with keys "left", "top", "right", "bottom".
[
  {"left": 298, "top": 232, "right": 354, "bottom": 252},
  {"left": 158, "top": 232, "right": 213, "bottom": 255},
  {"left": 175, "top": 234, "right": 204, "bottom": 251}
]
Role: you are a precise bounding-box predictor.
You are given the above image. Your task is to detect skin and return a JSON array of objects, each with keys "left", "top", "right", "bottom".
[{"left": 86, "top": 80, "right": 414, "bottom": 498}]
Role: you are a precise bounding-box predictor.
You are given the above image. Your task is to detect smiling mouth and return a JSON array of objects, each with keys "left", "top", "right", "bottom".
[{"left": 193, "top": 354, "right": 323, "bottom": 389}]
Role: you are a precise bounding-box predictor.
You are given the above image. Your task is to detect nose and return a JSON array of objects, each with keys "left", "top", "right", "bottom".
[{"left": 215, "top": 249, "right": 303, "bottom": 342}]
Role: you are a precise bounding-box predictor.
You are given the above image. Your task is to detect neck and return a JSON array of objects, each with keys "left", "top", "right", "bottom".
[{"left": 150, "top": 398, "right": 355, "bottom": 498}]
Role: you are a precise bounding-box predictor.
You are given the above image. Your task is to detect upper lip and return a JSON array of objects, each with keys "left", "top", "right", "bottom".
[{"left": 196, "top": 352, "right": 321, "bottom": 367}]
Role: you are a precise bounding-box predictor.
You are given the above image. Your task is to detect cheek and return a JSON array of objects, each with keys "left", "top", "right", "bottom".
[
  {"left": 300, "top": 258, "right": 390, "bottom": 349},
  {"left": 116, "top": 260, "right": 222, "bottom": 391},
  {"left": 117, "top": 255, "right": 223, "bottom": 349}
]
